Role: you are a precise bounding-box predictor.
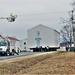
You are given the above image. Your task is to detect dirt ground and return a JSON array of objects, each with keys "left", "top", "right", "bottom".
[{"left": 0, "top": 51, "right": 75, "bottom": 75}]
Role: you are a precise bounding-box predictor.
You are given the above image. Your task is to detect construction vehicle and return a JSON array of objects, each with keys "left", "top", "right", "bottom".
[
  {"left": 0, "top": 13, "right": 17, "bottom": 22},
  {"left": 0, "top": 40, "right": 15, "bottom": 55}
]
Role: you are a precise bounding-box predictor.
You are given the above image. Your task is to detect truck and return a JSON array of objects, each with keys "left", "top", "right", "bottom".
[{"left": 0, "top": 40, "right": 15, "bottom": 56}]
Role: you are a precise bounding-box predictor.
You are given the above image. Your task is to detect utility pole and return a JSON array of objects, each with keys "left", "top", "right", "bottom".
[
  {"left": 69, "top": 10, "right": 73, "bottom": 48},
  {"left": 71, "top": 10, "right": 74, "bottom": 46},
  {"left": 71, "top": 10, "right": 75, "bottom": 51}
]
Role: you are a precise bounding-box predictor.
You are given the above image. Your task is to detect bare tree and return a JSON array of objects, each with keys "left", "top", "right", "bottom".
[
  {"left": 60, "top": 10, "right": 74, "bottom": 47},
  {"left": 60, "top": 25, "right": 71, "bottom": 45}
]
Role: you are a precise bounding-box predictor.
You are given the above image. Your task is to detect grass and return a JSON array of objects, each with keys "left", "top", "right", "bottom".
[{"left": 0, "top": 51, "right": 75, "bottom": 75}]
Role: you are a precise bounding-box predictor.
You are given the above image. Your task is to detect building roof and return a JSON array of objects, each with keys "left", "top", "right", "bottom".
[
  {"left": 28, "top": 24, "right": 53, "bottom": 31},
  {"left": 7, "top": 37, "right": 19, "bottom": 41},
  {"left": 0, "top": 35, "right": 5, "bottom": 39},
  {"left": 27, "top": 24, "right": 60, "bottom": 34}
]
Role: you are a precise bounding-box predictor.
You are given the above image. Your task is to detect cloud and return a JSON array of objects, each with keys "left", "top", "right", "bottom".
[{"left": 0, "top": 0, "right": 73, "bottom": 39}]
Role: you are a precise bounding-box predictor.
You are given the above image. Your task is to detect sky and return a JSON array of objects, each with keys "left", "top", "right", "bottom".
[{"left": 0, "top": 0, "right": 73, "bottom": 39}]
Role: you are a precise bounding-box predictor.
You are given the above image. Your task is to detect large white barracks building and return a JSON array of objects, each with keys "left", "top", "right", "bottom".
[{"left": 20, "top": 24, "right": 60, "bottom": 51}]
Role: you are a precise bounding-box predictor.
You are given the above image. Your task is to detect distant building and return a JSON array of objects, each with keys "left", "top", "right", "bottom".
[
  {"left": 20, "top": 38, "right": 28, "bottom": 51},
  {"left": 6, "top": 36, "right": 20, "bottom": 51}
]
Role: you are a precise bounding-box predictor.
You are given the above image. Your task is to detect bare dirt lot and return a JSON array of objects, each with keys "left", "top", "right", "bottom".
[{"left": 0, "top": 51, "right": 75, "bottom": 75}]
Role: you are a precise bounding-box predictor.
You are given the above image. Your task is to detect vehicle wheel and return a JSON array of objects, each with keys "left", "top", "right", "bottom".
[
  {"left": 11, "top": 52, "right": 14, "bottom": 55},
  {"left": 6, "top": 51, "right": 10, "bottom": 56}
]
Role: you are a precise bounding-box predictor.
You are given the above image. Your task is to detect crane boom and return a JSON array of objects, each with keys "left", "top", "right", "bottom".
[{"left": 0, "top": 14, "right": 17, "bottom": 22}]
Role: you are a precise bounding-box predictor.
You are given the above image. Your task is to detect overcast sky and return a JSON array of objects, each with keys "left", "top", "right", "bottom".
[{"left": 0, "top": 0, "right": 73, "bottom": 39}]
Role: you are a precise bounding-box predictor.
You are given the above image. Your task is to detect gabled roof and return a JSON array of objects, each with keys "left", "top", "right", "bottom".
[
  {"left": 27, "top": 24, "right": 53, "bottom": 31},
  {"left": 27, "top": 24, "right": 60, "bottom": 34},
  {"left": 0, "top": 35, "right": 5, "bottom": 39},
  {"left": 7, "top": 37, "right": 19, "bottom": 41}
]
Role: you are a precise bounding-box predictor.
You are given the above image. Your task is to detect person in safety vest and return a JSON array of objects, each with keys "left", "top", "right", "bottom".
[{"left": 46, "top": 46, "right": 49, "bottom": 52}]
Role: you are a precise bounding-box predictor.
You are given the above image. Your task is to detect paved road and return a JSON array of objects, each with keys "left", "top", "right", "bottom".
[{"left": 0, "top": 52, "right": 41, "bottom": 60}]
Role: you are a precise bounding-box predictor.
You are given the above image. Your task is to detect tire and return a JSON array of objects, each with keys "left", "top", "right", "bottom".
[
  {"left": 6, "top": 51, "right": 10, "bottom": 56},
  {"left": 11, "top": 52, "right": 14, "bottom": 55}
]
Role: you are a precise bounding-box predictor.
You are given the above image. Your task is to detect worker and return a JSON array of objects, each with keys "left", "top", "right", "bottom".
[
  {"left": 46, "top": 46, "right": 49, "bottom": 52},
  {"left": 44, "top": 46, "right": 46, "bottom": 52},
  {"left": 12, "top": 48, "right": 19, "bottom": 55},
  {"left": 10, "top": 13, "right": 13, "bottom": 16},
  {"left": 65, "top": 46, "right": 69, "bottom": 52},
  {"left": 17, "top": 47, "right": 20, "bottom": 53}
]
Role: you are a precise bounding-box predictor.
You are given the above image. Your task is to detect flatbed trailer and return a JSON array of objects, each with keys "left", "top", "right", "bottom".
[{"left": 30, "top": 47, "right": 60, "bottom": 52}]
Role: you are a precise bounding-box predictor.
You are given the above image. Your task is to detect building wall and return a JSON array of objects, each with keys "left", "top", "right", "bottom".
[
  {"left": 7, "top": 39, "right": 16, "bottom": 51},
  {"left": 15, "top": 40, "right": 20, "bottom": 52},
  {"left": 54, "top": 30, "right": 60, "bottom": 47},
  {"left": 20, "top": 38, "right": 28, "bottom": 51},
  {"left": 27, "top": 24, "right": 60, "bottom": 49}
]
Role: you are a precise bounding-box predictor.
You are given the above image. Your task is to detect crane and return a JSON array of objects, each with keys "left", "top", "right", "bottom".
[{"left": 0, "top": 13, "right": 17, "bottom": 22}]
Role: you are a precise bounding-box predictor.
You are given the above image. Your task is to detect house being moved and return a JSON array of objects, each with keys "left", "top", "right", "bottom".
[{"left": 27, "top": 24, "right": 60, "bottom": 52}]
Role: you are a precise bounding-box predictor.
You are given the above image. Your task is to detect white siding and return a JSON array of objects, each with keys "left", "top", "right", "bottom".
[
  {"left": 27, "top": 24, "right": 60, "bottom": 49},
  {"left": 15, "top": 41, "right": 20, "bottom": 51},
  {"left": 54, "top": 30, "right": 60, "bottom": 47},
  {"left": 8, "top": 40, "right": 16, "bottom": 51},
  {"left": 20, "top": 38, "right": 28, "bottom": 51}
]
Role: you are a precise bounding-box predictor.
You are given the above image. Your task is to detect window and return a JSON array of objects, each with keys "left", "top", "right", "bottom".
[
  {"left": 36, "top": 31, "right": 40, "bottom": 37},
  {"left": 24, "top": 42, "right": 26, "bottom": 45},
  {"left": 0, "top": 42, "right": 7, "bottom": 46},
  {"left": 37, "top": 40, "right": 40, "bottom": 46},
  {"left": 24, "top": 47, "right": 26, "bottom": 49}
]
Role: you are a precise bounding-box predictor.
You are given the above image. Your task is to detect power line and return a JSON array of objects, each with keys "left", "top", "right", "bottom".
[{"left": 18, "top": 10, "right": 70, "bottom": 16}]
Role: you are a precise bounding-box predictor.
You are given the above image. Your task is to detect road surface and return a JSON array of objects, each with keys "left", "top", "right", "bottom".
[{"left": 0, "top": 52, "right": 41, "bottom": 60}]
